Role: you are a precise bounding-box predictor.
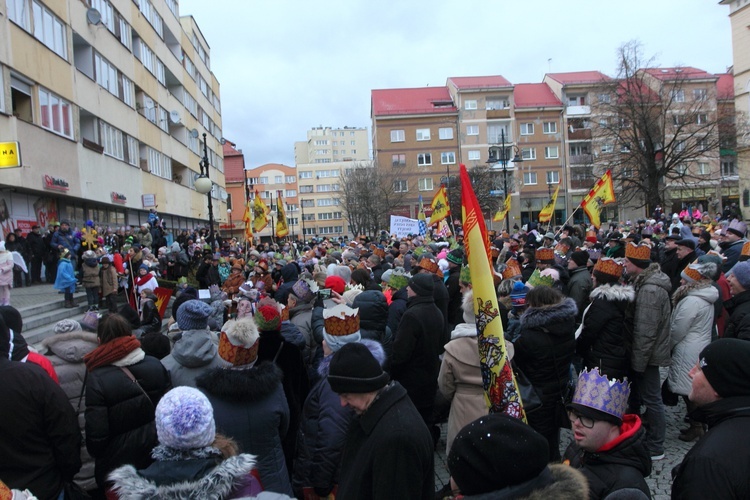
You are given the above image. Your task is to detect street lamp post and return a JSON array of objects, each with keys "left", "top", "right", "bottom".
[
  {"left": 227, "top": 208, "right": 233, "bottom": 240},
  {"left": 193, "top": 132, "right": 215, "bottom": 247},
  {"left": 487, "top": 129, "right": 523, "bottom": 233}
]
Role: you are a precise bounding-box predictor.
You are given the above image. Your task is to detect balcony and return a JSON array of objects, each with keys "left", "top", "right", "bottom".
[
  {"left": 486, "top": 109, "right": 511, "bottom": 119},
  {"left": 569, "top": 154, "right": 594, "bottom": 165},
  {"left": 568, "top": 128, "right": 592, "bottom": 140},
  {"left": 566, "top": 105, "right": 591, "bottom": 116}
]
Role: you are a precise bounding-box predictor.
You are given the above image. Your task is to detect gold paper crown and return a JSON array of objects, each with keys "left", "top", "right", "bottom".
[
  {"left": 572, "top": 367, "right": 630, "bottom": 421},
  {"left": 491, "top": 246, "right": 500, "bottom": 258},
  {"left": 535, "top": 247, "right": 555, "bottom": 263},
  {"left": 323, "top": 304, "right": 360, "bottom": 336},
  {"left": 742, "top": 241, "right": 750, "bottom": 258},
  {"left": 416, "top": 257, "right": 439, "bottom": 274},
  {"left": 218, "top": 331, "right": 260, "bottom": 366},
  {"left": 682, "top": 265, "right": 703, "bottom": 282},
  {"left": 554, "top": 242, "right": 570, "bottom": 255},
  {"left": 527, "top": 268, "right": 554, "bottom": 288},
  {"left": 502, "top": 258, "right": 522, "bottom": 280},
  {"left": 373, "top": 247, "right": 386, "bottom": 259},
  {"left": 624, "top": 242, "right": 651, "bottom": 262},
  {"left": 593, "top": 257, "right": 623, "bottom": 278}
]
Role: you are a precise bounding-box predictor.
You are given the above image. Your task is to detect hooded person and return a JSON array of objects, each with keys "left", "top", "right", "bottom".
[
  {"left": 0, "top": 305, "right": 59, "bottom": 382},
  {"left": 351, "top": 290, "right": 391, "bottom": 363},
  {"left": 54, "top": 248, "right": 78, "bottom": 308},
  {"left": 195, "top": 317, "right": 293, "bottom": 496},
  {"left": 293, "top": 305, "right": 386, "bottom": 498},
  {"left": 275, "top": 262, "right": 300, "bottom": 305},
  {"left": 448, "top": 414, "right": 588, "bottom": 499},
  {"left": 161, "top": 300, "right": 231, "bottom": 388}
]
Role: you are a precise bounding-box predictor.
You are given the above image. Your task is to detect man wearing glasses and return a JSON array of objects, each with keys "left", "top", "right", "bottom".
[{"left": 563, "top": 367, "right": 652, "bottom": 500}]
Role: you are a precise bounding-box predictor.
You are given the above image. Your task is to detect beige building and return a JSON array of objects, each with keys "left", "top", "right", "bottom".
[
  {"left": 246, "top": 163, "right": 299, "bottom": 241},
  {"left": 294, "top": 126, "right": 368, "bottom": 239},
  {"left": 0, "top": 0, "right": 225, "bottom": 235}
]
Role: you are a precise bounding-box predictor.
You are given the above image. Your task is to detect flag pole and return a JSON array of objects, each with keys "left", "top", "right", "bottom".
[
  {"left": 554, "top": 205, "right": 583, "bottom": 237},
  {"left": 269, "top": 191, "right": 276, "bottom": 246}
]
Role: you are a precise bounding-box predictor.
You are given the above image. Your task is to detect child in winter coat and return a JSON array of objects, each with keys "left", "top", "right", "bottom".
[
  {"left": 0, "top": 241, "right": 13, "bottom": 306},
  {"left": 81, "top": 250, "right": 101, "bottom": 311},
  {"left": 100, "top": 256, "right": 119, "bottom": 313},
  {"left": 54, "top": 249, "right": 78, "bottom": 308}
]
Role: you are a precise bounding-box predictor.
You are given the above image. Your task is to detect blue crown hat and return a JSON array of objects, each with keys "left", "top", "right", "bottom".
[{"left": 569, "top": 367, "right": 630, "bottom": 423}]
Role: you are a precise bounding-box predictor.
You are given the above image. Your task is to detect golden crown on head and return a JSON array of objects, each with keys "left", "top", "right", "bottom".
[
  {"left": 742, "top": 241, "right": 750, "bottom": 258},
  {"left": 593, "top": 257, "right": 623, "bottom": 278},
  {"left": 417, "top": 257, "right": 439, "bottom": 274},
  {"left": 323, "top": 304, "right": 360, "bottom": 336},
  {"left": 502, "top": 258, "right": 522, "bottom": 280},
  {"left": 554, "top": 242, "right": 570, "bottom": 255},
  {"left": 535, "top": 247, "right": 555, "bottom": 263},
  {"left": 624, "top": 242, "right": 651, "bottom": 261}
]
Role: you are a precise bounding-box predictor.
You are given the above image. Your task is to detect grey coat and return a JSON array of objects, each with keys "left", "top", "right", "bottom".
[
  {"left": 161, "top": 328, "right": 230, "bottom": 388},
  {"left": 630, "top": 263, "right": 672, "bottom": 372}
]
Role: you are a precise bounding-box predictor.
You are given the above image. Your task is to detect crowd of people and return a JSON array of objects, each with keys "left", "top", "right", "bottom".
[{"left": 1, "top": 208, "right": 750, "bottom": 499}]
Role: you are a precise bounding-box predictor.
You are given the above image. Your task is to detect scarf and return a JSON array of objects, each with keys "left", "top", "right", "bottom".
[
  {"left": 135, "top": 273, "right": 154, "bottom": 287},
  {"left": 84, "top": 335, "right": 141, "bottom": 372}
]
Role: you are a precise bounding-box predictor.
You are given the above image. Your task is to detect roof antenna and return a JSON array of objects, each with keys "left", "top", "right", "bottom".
[{"left": 548, "top": 58, "right": 552, "bottom": 73}]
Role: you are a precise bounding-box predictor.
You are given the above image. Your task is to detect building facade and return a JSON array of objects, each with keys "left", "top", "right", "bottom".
[
  {"left": 223, "top": 139, "right": 246, "bottom": 240},
  {"left": 245, "top": 163, "right": 299, "bottom": 241},
  {"left": 0, "top": 0, "right": 226, "bottom": 237}
]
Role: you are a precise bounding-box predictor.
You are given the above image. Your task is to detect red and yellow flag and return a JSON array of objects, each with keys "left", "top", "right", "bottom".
[
  {"left": 252, "top": 190, "right": 270, "bottom": 233},
  {"left": 276, "top": 190, "right": 289, "bottom": 238},
  {"left": 153, "top": 287, "right": 174, "bottom": 318},
  {"left": 492, "top": 194, "right": 511, "bottom": 222},
  {"left": 580, "top": 170, "right": 616, "bottom": 228},
  {"left": 538, "top": 185, "right": 560, "bottom": 223},
  {"left": 429, "top": 184, "right": 450, "bottom": 227},
  {"left": 242, "top": 199, "right": 253, "bottom": 242},
  {"left": 460, "top": 164, "right": 525, "bottom": 420}
]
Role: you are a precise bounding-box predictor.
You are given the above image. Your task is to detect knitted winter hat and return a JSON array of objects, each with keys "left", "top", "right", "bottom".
[
  {"left": 176, "top": 300, "right": 212, "bottom": 331},
  {"left": 156, "top": 387, "right": 216, "bottom": 451},
  {"left": 570, "top": 250, "right": 590, "bottom": 267},
  {"left": 254, "top": 305, "right": 281, "bottom": 332},
  {"left": 54, "top": 319, "right": 82, "bottom": 335},
  {"left": 324, "top": 275, "right": 347, "bottom": 295},
  {"left": 699, "top": 338, "right": 750, "bottom": 398},
  {"left": 218, "top": 318, "right": 260, "bottom": 366},
  {"left": 681, "top": 261, "right": 717, "bottom": 283},
  {"left": 328, "top": 342, "right": 389, "bottom": 394},
  {"left": 448, "top": 414, "right": 550, "bottom": 496},
  {"left": 408, "top": 273, "right": 433, "bottom": 297},
  {"left": 732, "top": 261, "right": 750, "bottom": 290},
  {"left": 447, "top": 249, "right": 464, "bottom": 266},
  {"left": 510, "top": 281, "right": 530, "bottom": 311}
]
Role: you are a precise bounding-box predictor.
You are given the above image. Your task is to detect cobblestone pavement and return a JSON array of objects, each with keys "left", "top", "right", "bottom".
[{"left": 434, "top": 374, "right": 694, "bottom": 500}]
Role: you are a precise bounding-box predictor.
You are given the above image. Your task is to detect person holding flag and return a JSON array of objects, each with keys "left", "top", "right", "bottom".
[
  {"left": 493, "top": 194, "right": 511, "bottom": 232},
  {"left": 581, "top": 170, "right": 616, "bottom": 229},
  {"left": 276, "top": 190, "right": 289, "bottom": 239}
]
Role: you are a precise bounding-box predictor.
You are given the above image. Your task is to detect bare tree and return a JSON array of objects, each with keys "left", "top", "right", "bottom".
[
  {"left": 338, "top": 161, "right": 406, "bottom": 237},
  {"left": 591, "top": 40, "right": 737, "bottom": 212},
  {"left": 446, "top": 165, "right": 505, "bottom": 220}
]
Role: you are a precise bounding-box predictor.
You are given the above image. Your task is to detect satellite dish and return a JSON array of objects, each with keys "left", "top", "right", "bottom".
[
  {"left": 169, "top": 110, "right": 181, "bottom": 125},
  {"left": 143, "top": 97, "right": 154, "bottom": 109},
  {"left": 189, "top": 128, "right": 199, "bottom": 139},
  {"left": 86, "top": 8, "right": 102, "bottom": 25},
  {"left": 220, "top": 137, "right": 227, "bottom": 145},
  {"left": 220, "top": 190, "right": 229, "bottom": 201}
]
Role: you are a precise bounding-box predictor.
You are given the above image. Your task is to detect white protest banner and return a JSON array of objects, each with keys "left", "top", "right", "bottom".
[{"left": 390, "top": 215, "right": 420, "bottom": 238}]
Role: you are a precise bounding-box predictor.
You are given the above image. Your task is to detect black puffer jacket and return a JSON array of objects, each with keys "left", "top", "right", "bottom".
[
  {"left": 275, "top": 263, "right": 300, "bottom": 305},
  {"left": 386, "top": 286, "right": 408, "bottom": 338},
  {"left": 432, "top": 274, "right": 451, "bottom": 352},
  {"left": 577, "top": 284, "right": 636, "bottom": 380},
  {"left": 85, "top": 356, "right": 171, "bottom": 488},
  {"left": 352, "top": 290, "right": 392, "bottom": 361},
  {"left": 723, "top": 289, "right": 750, "bottom": 340},
  {"left": 564, "top": 415, "right": 651, "bottom": 500}
]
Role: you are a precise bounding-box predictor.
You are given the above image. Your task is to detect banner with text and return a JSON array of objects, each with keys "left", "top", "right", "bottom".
[{"left": 389, "top": 215, "right": 420, "bottom": 238}]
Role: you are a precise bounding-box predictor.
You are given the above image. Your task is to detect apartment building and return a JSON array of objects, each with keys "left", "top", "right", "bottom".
[
  {"left": 294, "top": 125, "right": 368, "bottom": 164},
  {"left": 371, "top": 86, "right": 458, "bottom": 219},
  {"left": 246, "top": 163, "right": 299, "bottom": 241},
  {"left": 0, "top": 0, "right": 225, "bottom": 236},
  {"left": 223, "top": 139, "right": 246, "bottom": 240}
]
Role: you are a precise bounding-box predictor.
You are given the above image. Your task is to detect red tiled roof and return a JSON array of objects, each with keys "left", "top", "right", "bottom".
[
  {"left": 716, "top": 73, "right": 734, "bottom": 100},
  {"left": 223, "top": 141, "right": 246, "bottom": 183},
  {"left": 447, "top": 75, "right": 512, "bottom": 89},
  {"left": 371, "top": 87, "right": 457, "bottom": 116},
  {"left": 513, "top": 83, "right": 562, "bottom": 108},
  {"left": 546, "top": 71, "right": 611, "bottom": 85},
  {"left": 642, "top": 67, "right": 716, "bottom": 81}
]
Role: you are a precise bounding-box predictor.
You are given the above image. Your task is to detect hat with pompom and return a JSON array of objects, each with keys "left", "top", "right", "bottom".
[
  {"left": 254, "top": 304, "right": 281, "bottom": 332},
  {"left": 219, "top": 318, "right": 260, "bottom": 366},
  {"left": 156, "top": 387, "right": 215, "bottom": 450}
]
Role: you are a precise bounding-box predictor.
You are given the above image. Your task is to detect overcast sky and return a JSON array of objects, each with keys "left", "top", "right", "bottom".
[{"left": 178, "top": 0, "right": 732, "bottom": 168}]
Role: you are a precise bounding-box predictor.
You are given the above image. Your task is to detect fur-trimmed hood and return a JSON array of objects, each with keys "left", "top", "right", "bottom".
[
  {"left": 40, "top": 331, "right": 98, "bottom": 363},
  {"left": 317, "top": 338, "right": 386, "bottom": 378},
  {"left": 672, "top": 279, "right": 719, "bottom": 308},
  {"left": 196, "top": 362, "right": 283, "bottom": 402},
  {"left": 590, "top": 283, "right": 636, "bottom": 303},
  {"left": 108, "top": 454, "right": 255, "bottom": 499},
  {"left": 520, "top": 298, "right": 578, "bottom": 330},
  {"left": 463, "top": 464, "right": 588, "bottom": 500}
]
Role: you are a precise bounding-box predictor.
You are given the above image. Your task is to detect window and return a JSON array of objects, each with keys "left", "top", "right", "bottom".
[
  {"left": 301, "top": 199, "right": 314, "bottom": 208},
  {"left": 390, "top": 129, "right": 405, "bottom": 142},
  {"left": 671, "top": 90, "right": 685, "bottom": 103},
  {"left": 416, "top": 128, "right": 431, "bottom": 141},
  {"left": 672, "top": 114, "right": 683, "bottom": 126},
  {"left": 439, "top": 127, "right": 453, "bottom": 140},
  {"left": 158, "top": 107, "right": 168, "bottom": 132},
  {"left": 286, "top": 175, "right": 296, "bottom": 183},
  {"left": 302, "top": 213, "right": 315, "bottom": 221},
  {"left": 39, "top": 87, "right": 73, "bottom": 139},
  {"left": 7, "top": 0, "right": 31, "bottom": 30},
  {"left": 318, "top": 212, "right": 333, "bottom": 220},
  {"left": 620, "top": 143, "right": 631, "bottom": 153},
  {"left": 314, "top": 140, "right": 328, "bottom": 146},
  {"left": 393, "top": 180, "right": 408, "bottom": 192},
  {"left": 693, "top": 88, "right": 707, "bottom": 101},
  {"left": 122, "top": 76, "right": 134, "bottom": 107},
  {"left": 675, "top": 141, "right": 686, "bottom": 153},
  {"left": 722, "top": 160, "right": 737, "bottom": 177},
  {"left": 466, "top": 125, "right": 479, "bottom": 136},
  {"left": 696, "top": 113, "right": 708, "bottom": 125},
  {"left": 523, "top": 172, "right": 537, "bottom": 185},
  {"left": 156, "top": 58, "right": 166, "bottom": 86},
  {"left": 677, "top": 164, "right": 688, "bottom": 175},
  {"left": 441, "top": 152, "right": 456, "bottom": 164},
  {"left": 520, "top": 123, "right": 534, "bottom": 135},
  {"left": 299, "top": 171, "right": 313, "bottom": 179},
  {"left": 317, "top": 184, "right": 335, "bottom": 192},
  {"left": 392, "top": 154, "right": 406, "bottom": 167},
  {"left": 544, "top": 146, "right": 559, "bottom": 159},
  {"left": 597, "top": 93, "right": 611, "bottom": 103},
  {"left": 568, "top": 95, "right": 586, "bottom": 106},
  {"left": 317, "top": 198, "right": 337, "bottom": 207},
  {"left": 418, "top": 178, "right": 434, "bottom": 191},
  {"left": 350, "top": 140, "right": 356, "bottom": 145},
  {"left": 521, "top": 147, "right": 536, "bottom": 160},
  {"left": 94, "top": 53, "right": 118, "bottom": 95},
  {"left": 543, "top": 122, "right": 557, "bottom": 134},
  {"left": 486, "top": 98, "right": 509, "bottom": 110},
  {"left": 417, "top": 153, "right": 432, "bottom": 166},
  {"left": 274, "top": 175, "right": 283, "bottom": 184},
  {"left": 487, "top": 125, "right": 510, "bottom": 143},
  {"left": 468, "top": 150, "right": 481, "bottom": 161},
  {"left": 465, "top": 100, "right": 477, "bottom": 110},
  {"left": 126, "top": 135, "right": 138, "bottom": 166},
  {"left": 697, "top": 137, "right": 708, "bottom": 151},
  {"left": 546, "top": 171, "right": 560, "bottom": 184},
  {"left": 300, "top": 185, "right": 313, "bottom": 194},
  {"left": 100, "top": 120, "right": 124, "bottom": 160},
  {"left": 697, "top": 162, "right": 709, "bottom": 175},
  {"left": 144, "top": 146, "right": 172, "bottom": 180},
  {"left": 285, "top": 190, "right": 296, "bottom": 197},
  {"left": 601, "top": 143, "right": 614, "bottom": 153},
  {"left": 258, "top": 177, "right": 268, "bottom": 184}
]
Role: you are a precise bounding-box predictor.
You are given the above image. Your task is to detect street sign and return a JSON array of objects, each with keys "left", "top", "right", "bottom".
[
  {"left": 0, "top": 142, "right": 21, "bottom": 169},
  {"left": 490, "top": 190, "right": 504, "bottom": 196}
]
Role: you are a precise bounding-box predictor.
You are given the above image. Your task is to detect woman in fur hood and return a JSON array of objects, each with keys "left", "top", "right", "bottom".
[
  {"left": 576, "top": 257, "right": 636, "bottom": 381},
  {"left": 513, "top": 286, "right": 577, "bottom": 462}
]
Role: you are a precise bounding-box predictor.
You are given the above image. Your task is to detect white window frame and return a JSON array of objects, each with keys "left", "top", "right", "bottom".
[
  {"left": 299, "top": 171, "right": 313, "bottom": 179},
  {"left": 417, "top": 153, "right": 432, "bottom": 166},
  {"left": 439, "top": 127, "right": 453, "bottom": 140},
  {"left": 464, "top": 100, "right": 477, "bottom": 110},
  {"left": 466, "top": 125, "right": 479, "bottom": 136},
  {"left": 523, "top": 172, "right": 537, "bottom": 185},
  {"left": 693, "top": 88, "right": 707, "bottom": 101},
  {"left": 390, "top": 129, "right": 405, "bottom": 142},
  {"left": 418, "top": 178, "right": 434, "bottom": 191},
  {"left": 597, "top": 93, "right": 611, "bottom": 104},
  {"left": 393, "top": 179, "right": 408, "bottom": 193},
  {"left": 39, "top": 87, "right": 74, "bottom": 139},
  {"left": 285, "top": 175, "right": 296, "bottom": 183},
  {"left": 601, "top": 143, "right": 614, "bottom": 154},
  {"left": 31, "top": 0, "right": 68, "bottom": 59},
  {"left": 546, "top": 171, "right": 560, "bottom": 185},
  {"left": 671, "top": 90, "right": 685, "bottom": 103},
  {"left": 520, "top": 123, "right": 534, "bottom": 135},
  {"left": 696, "top": 113, "right": 708, "bottom": 125},
  {"left": 100, "top": 120, "right": 124, "bottom": 160},
  {"left": 544, "top": 146, "right": 559, "bottom": 159},
  {"left": 126, "top": 135, "right": 138, "bottom": 166},
  {"left": 521, "top": 147, "right": 536, "bottom": 160},
  {"left": 441, "top": 152, "right": 456, "bottom": 165},
  {"left": 467, "top": 150, "right": 481, "bottom": 161},
  {"left": 416, "top": 128, "right": 431, "bottom": 141},
  {"left": 697, "top": 162, "right": 709, "bottom": 175},
  {"left": 285, "top": 189, "right": 296, "bottom": 197},
  {"left": 543, "top": 122, "right": 557, "bottom": 134},
  {"left": 486, "top": 98, "right": 509, "bottom": 110}
]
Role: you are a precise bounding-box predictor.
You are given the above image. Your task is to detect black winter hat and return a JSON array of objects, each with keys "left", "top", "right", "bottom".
[
  {"left": 448, "top": 414, "right": 550, "bottom": 496},
  {"left": 699, "top": 338, "right": 750, "bottom": 398},
  {"left": 328, "top": 342, "right": 390, "bottom": 394},
  {"left": 675, "top": 238, "right": 696, "bottom": 250},
  {"left": 570, "top": 250, "right": 589, "bottom": 267},
  {"left": 408, "top": 273, "right": 434, "bottom": 297}
]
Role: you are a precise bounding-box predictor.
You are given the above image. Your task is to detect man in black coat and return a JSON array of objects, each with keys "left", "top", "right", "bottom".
[
  {"left": 672, "top": 339, "right": 750, "bottom": 499},
  {"left": 328, "top": 342, "right": 434, "bottom": 500},
  {"left": 723, "top": 261, "right": 750, "bottom": 340},
  {"left": 26, "top": 225, "right": 46, "bottom": 284},
  {"left": 659, "top": 235, "right": 680, "bottom": 295},
  {"left": 445, "top": 249, "right": 464, "bottom": 330},
  {"left": 0, "top": 317, "right": 81, "bottom": 499},
  {"left": 411, "top": 256, "right": 450, "bottom": 352}
]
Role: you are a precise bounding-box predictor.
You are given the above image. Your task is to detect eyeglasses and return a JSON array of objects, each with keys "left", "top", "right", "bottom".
[{"left": 567, "top": 410, "right": 595, "bottom": 429}]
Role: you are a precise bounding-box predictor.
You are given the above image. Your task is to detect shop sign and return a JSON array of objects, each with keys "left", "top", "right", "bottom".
[
  {"left": 141, "top": 194, "right": 156, "bottom": 208},
  {"left": 0, "top": 142, "right": 21, "bottom": 169},
  {"left": 111, "top": 192, "right": 127, "bottom": 204},
  {"left": 42, "top": 174, "right": 69, "bottom": 192}
]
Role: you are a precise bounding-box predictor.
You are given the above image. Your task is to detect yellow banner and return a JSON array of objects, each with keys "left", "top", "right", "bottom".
[
  {"left": 538, "top": 185, "right": 560, "bottom": 223},
  {"left": 492, "top": 195, "right": 511, "bottom": 222},
  {"left": 0, "top": 142, "right": 21, "bottom": 169}
]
